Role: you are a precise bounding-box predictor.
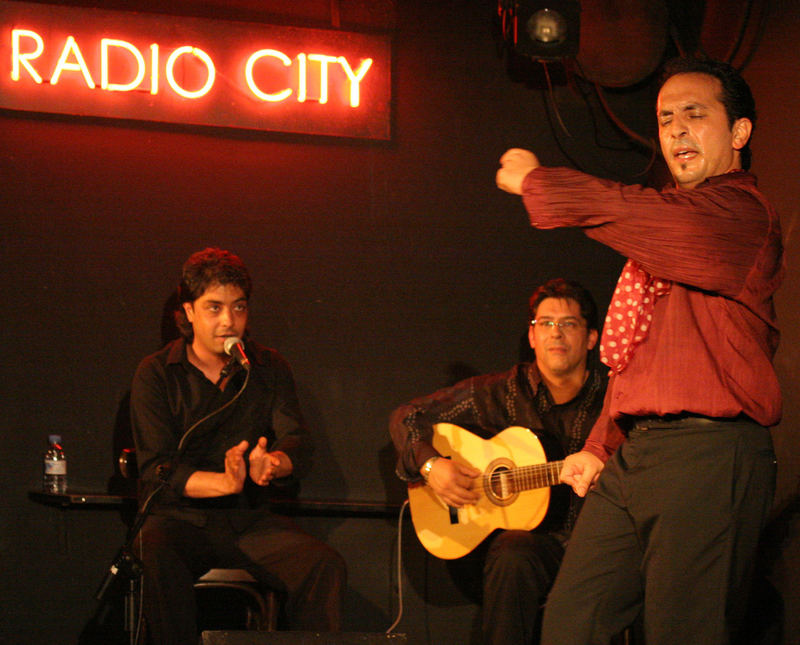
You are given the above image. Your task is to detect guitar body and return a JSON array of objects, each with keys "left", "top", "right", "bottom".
[{"left": 408, "top": 423, "right": 560, "bottom": 560}]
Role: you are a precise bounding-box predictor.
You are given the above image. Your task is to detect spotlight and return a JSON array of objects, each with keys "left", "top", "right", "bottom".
[{"left": 508, "top": 1, "right": 581, "bottom": 61}]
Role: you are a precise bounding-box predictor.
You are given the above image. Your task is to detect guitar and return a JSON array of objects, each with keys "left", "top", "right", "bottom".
[{"left": 407, "top": 423, "right": 564, "bottom": 559}]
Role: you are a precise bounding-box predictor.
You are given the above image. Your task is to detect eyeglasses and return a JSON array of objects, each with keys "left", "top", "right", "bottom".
[{"left": 530, "top": 319, "right": 583, "bottom": 332}]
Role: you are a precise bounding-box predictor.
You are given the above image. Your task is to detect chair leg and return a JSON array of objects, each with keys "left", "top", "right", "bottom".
[{"left": 194, "top": 578, "right": 278, "bottom": 631}]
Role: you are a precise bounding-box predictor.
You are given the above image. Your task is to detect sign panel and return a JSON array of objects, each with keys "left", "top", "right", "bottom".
[{"left": 0, "top": 1, "right": 392, "bottom": 139}]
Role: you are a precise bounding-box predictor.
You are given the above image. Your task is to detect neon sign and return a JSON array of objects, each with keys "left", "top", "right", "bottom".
[{"left": 0, "top": 1, "right": 391, "bottom": 139}]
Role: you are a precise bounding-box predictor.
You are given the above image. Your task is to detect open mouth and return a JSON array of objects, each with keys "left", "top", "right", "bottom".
[{"left": 673, "top": 148, "right": 698, "bottom": 161}]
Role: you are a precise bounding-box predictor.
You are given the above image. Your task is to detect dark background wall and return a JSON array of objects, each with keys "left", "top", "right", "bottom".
[{"left": 1, "top": 1, "right": 798, "bottom": 643}]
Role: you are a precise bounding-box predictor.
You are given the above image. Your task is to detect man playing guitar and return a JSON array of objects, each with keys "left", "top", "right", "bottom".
[{"left": 390, "top": 278, "right": 607, "bottom": 645}]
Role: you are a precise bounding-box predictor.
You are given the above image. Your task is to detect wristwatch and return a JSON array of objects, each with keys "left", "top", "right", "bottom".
[{"left": 420, "top": 456, "right": 440, "bottom": 482}]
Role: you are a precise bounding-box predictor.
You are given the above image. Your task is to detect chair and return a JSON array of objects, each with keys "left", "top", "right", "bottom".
[
  {"left": 195, "top": 568, "right": 279, "bottom": 632},
  {"left": 118, "top": 449, "right": 280, "bottom": 632}
]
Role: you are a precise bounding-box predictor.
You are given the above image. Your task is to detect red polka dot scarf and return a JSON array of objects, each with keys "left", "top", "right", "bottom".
[{"left": 600, "top": 259, "right": 672, "bottom": 374}]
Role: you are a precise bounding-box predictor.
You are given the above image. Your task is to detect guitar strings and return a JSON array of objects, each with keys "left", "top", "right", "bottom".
[{"left": 469, "top": 462, "right": 564, "bottom": 492}]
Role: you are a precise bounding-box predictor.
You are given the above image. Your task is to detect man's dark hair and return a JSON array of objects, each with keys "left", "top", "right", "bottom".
[
  {"left": 528, "top": 278, "right": 598, "bottom": 331},
  {"left": 174, "top": 247, "right": 252, "bottom": 339},
  {"left": 661, "top": 57, "right": 757, "bottom": 170}
]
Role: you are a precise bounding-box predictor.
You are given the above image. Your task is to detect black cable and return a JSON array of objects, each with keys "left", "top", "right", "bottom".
[
  {"left": 536, "top": 56, "right": 657, "bottom": 181},
  {"left": 178, "top": 361, "right": 249, "bottom": 453},
  {"left": 573, "top": 75, "right": 641, "bottom": 153},
  {"left": 386, "top": 499, "right": 410, "bottom": 634},
  {"left": 538, "top": 75, "right": 588, "bottom": 173}
]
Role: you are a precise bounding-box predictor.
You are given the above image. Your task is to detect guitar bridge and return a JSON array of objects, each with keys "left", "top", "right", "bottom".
[{"left": 448, "top": 505, "right": 458, "bottom": 524}]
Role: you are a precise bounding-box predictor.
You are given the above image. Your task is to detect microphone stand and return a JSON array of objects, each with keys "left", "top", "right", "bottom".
[
  {"left": 94, "top": 360, "right": 250, "bottom": 645},
  {"left": 95, "top": 483, "right": 163, "bottom": 645}
]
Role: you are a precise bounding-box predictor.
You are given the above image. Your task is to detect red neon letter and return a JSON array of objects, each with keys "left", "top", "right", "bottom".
[
  {"left": 11, "top": 29, "right": 44, "bottom": 83},
  {"left": 165, "top": 46, "right": 215, "bottom": 99},
  {"left": 244, "top": 49, "right": 292, "bottom": 102},
  {"left": 337, "top": 57, "right": 373, "bottom": 108},
  {"left": 296, "top": 53, "right": 307, "bottom": 102},
  {"left": 307, "top": 54, "right": 338, "bottom": 104},
  {"left": 150, "top": 44, "right": 159, "bottom": 95},
  {"left": 101, "top": 39, "right": 146, "bottom": 92},
  {"left": 51, "top": 36, "right": 96, "bottom": 88}
]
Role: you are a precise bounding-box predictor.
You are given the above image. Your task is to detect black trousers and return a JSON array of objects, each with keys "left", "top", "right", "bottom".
[
  {"left": 482, "top": 530, "right": 564, "bottom": 645},
  {"left": 448, "top": 529, "right": 564, "bottom": 645},
  {"left": 136, "top": 508, "right": 346, "bottom": 645},
  {"left": 541, "top": 418, "right": 776, "bottom": 645}
]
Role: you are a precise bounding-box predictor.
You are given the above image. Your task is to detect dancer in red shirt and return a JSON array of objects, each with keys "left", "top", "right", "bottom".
[{"left": 497, "top": 57, "right": 782, "bottom": 645}]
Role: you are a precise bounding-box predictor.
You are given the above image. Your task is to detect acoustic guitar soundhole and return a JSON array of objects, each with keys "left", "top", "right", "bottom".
[{"left": 483, "top": 458, "right": 518, "bottom": 507}]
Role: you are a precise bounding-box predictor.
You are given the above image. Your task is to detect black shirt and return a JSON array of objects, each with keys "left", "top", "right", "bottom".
[{"left": 130, "top": 337, "right": 312, "bottom": 512}]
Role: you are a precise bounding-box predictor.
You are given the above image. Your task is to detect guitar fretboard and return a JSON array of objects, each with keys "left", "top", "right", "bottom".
[{"left": 484, "top": 460, "right": 564, "bottom": 492}]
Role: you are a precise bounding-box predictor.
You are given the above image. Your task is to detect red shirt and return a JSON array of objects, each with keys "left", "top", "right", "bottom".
[{"left": 521, "top": 167, "right": 784, "bottom": 461}]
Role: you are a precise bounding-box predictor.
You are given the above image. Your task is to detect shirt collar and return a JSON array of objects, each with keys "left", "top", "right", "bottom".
[
  {"left": 663, "top": 170, "right": 756, "bottom": 193},
  {"left": 527, "top": 362, "right": 601, "bottom": 408},
  {"left": 707, "top": 169, "right": 755, "bottom": 186},
  {"left": 166, "top": 337, "right": 188, "bottom": 366}
]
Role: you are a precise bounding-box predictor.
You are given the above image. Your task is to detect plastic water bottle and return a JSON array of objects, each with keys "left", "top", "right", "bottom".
[{"left": 43, "top": 434, "right": 68, "bottom": 494}]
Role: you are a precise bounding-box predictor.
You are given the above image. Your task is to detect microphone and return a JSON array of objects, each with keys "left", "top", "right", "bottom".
[{"left": 223, "top": 336, "right": 251, "bottom": 371}]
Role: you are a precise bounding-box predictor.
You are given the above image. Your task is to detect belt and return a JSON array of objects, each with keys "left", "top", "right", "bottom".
[{"left": 627, "top": 413, "right": 746, "bottom": 431}]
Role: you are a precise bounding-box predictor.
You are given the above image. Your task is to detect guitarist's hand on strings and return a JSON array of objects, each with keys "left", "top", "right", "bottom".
[
  {"left": 427, "top": 458, "right": 481, "bottom": 508},
  {"left": 560, "top": 450, "right": 604, "bottom": 498}
]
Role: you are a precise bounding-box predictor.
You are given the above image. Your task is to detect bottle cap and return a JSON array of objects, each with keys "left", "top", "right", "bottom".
[{"left": 48, "top": 434, "right": 62, "bottom": 444}]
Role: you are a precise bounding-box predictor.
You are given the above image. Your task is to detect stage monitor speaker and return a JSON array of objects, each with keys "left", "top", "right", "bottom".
[{"left": 200, "top": 632, "right": 407, "bottom": 645}]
